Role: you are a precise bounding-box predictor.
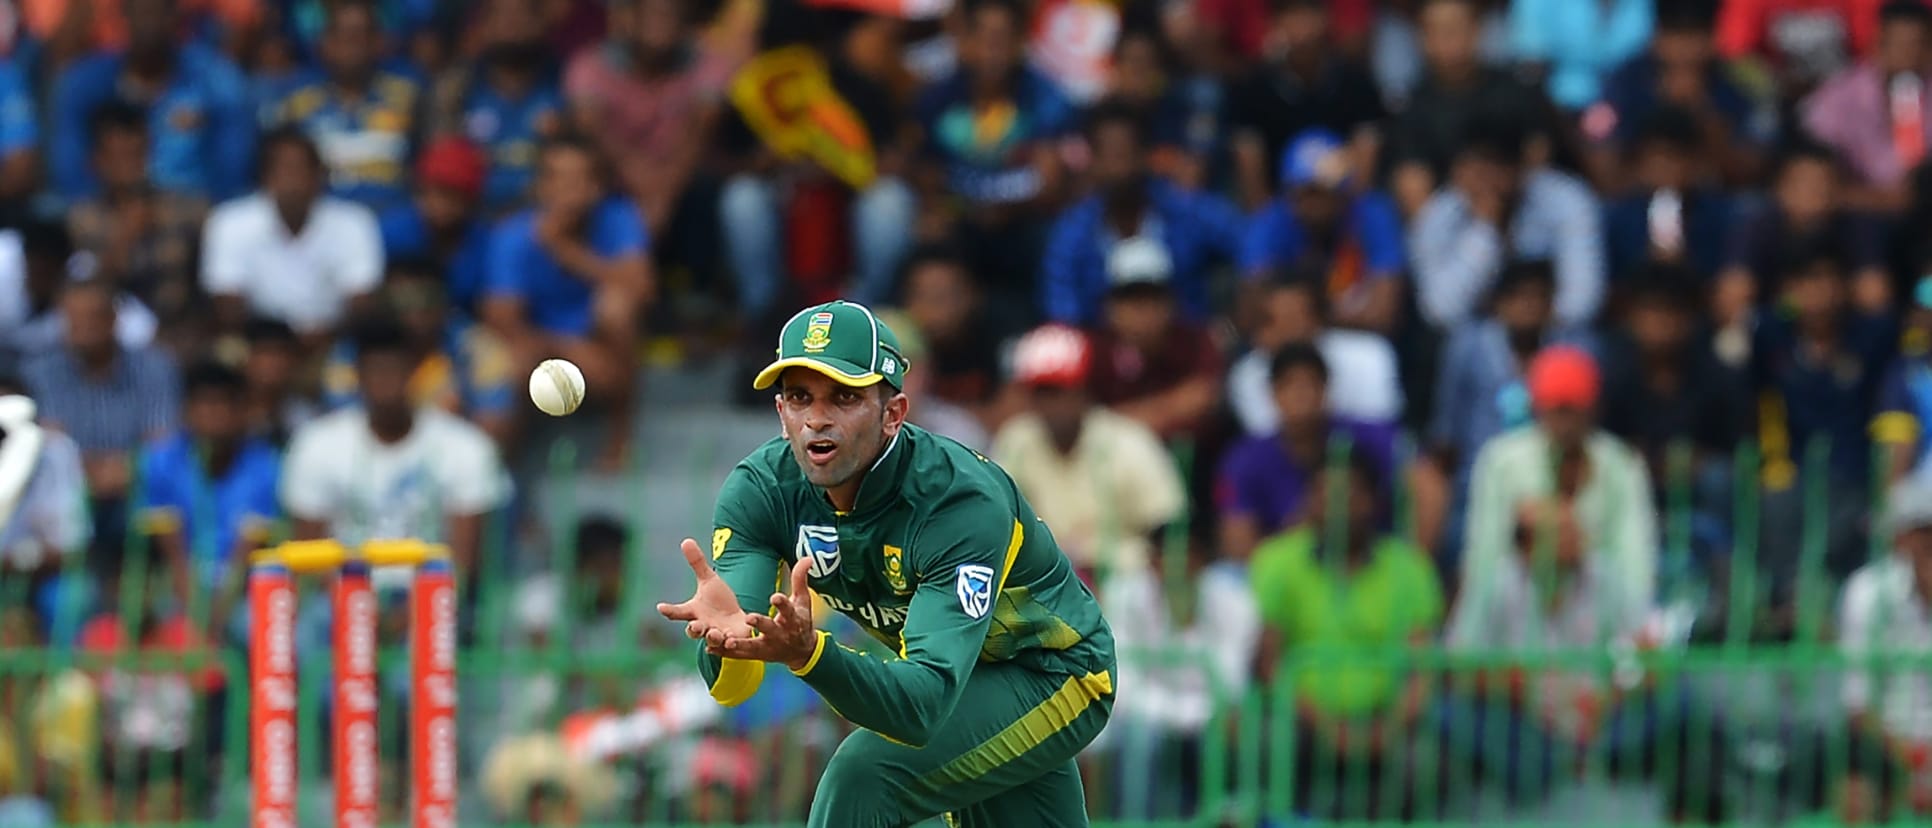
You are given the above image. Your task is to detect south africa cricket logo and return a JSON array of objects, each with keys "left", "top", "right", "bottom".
[
  {"left": 883, "top": 545, "right": 907, "bottom": 593},
  {"left": 801, "top": 312, "right": 834, "bottom": 353}
]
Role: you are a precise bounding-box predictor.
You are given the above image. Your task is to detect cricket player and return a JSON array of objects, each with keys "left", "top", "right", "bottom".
[{"left": 657, "top": 300, "right": 1116, "bottom": 827}]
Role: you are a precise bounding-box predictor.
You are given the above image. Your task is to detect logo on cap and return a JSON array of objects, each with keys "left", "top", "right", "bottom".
[{"left": 802, "top": 312, "right": 834, "bottom": 353}]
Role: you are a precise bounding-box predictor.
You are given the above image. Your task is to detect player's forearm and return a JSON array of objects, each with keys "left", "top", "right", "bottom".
[{"left": 791, "top": 631, "right": 957, "bottom": 747}]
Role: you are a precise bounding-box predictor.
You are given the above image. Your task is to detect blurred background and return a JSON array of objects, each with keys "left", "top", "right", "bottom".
[{"left": 2, "top": 0, "right": 1932, "bottom": 824}]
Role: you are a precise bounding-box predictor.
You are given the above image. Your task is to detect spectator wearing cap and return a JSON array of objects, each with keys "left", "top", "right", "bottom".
[
  {"left": 1223, "top": 0, "right": 1384, "bottom": 211},
  {"left": 200, "top": 127, "right": 384, "bottom": 340},
  {"left": 1227, "top": 271, "right": 1405, "bottom": 435},
  {"left": 1217, "top": 342, "right": 1401, "bottom": 561},
  {"left": 1462, "top": 345, "right": 1656, "bottom": 618},
  {"left": 872, "top": 310, "right": 987, "bottom": 451},
  {"left": 1507, "top": 0, "right": 1654, "bottom": 112},
  {"left": 993, "top": 324, "right": 1185, "bottom": 587},
  {"left": 484, "top": 134, "right": 650, "bottom": 467},
  {"left": 66, "top": 103, "right": 209, "bottom": 331},
  {"left": 1803, "top": 0, "right": 1932, "bottom": 214},
  {"left": 1085, "top": 235, "right": 1223, "bottom": 441},
  {"left": 379, "top": 136, "right": 495, "bottom": 316},
  {"left": 1600, "top": 107, "right": 1737, "bottom": 285},
  {"left": 427, "top": 0, "right": 568, "bottom": 214},
  {"left": 1716, "top": 141, "right": 1891, "bottom": 332},
  {"left": 1380, "top": 0, "right": 1560, "bottom": 217},
  {"left": 1839, "top": 480, "right": 1932, "bottom": 815},
  {"left": 1751, "top": 239, "right": 1898, "bottom": 591},
  {"left": 1587, "top": 1, "right": 1772, "bottom": 190},
  {"left": 268, "top": 0, "right": 423, "bottom": 211},
  {"left": 1409, "top": 118, "right": 1605, "bottom": 330},
  {"left": 1877, "top": 273, "right": 1932, "bottom": 487},
  {"left": 133, "top": 360, "right": 280, "bottom": 635},
  {"left": 1428, "top": 260, "right": 1596, "bottom": 496},
  {"left": 1042, "top": 102, "right": 1240, "bottom": 327},
  {"left": 49, "top": 0, "right": 254, "bottom": 203},
  {"left": 1241, "top": 127, "right": 1406, "bottom": 335}
]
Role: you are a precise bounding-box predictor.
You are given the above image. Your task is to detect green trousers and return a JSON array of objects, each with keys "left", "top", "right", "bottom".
[{"left": 806, "top": 661, "right": 1115, "bottom": 828}]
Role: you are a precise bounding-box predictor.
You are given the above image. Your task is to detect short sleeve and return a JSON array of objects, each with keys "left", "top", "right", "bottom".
[
  {"left": 334, "top": 203, "right": 385, "bottom": 296},
  {"left": 1873, "top": 365, "right": 1919, "bottom": 447},
  {"left": 596, "top": 200, "right": 650, "bottom": 257},
  {"left": 278, "top": 423, "right": 339, "bottom": 521},
  {"left": 1355, "top": 193, "right": 1406, "bottom": 276},
  {"left": 485, "top": 217, "right": 532, "bottom": 300},
  {"left": 135, "top": 444, "right": 186, "bottom": 535},
  {"left": 200, "top": 204, "right": 250, "bottom": 296},
  {"left": 0, "top": 65, "right": 38, "bottom": 156},
  {"left": 436, "top": 420, "right": 509, "bottom": 515}
]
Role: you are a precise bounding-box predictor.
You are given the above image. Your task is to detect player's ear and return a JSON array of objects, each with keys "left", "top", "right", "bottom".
[{"left": 880, "top": 387, "right": 909, "bottom": 436}]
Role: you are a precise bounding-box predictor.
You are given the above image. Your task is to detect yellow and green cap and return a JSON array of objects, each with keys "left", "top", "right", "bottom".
[{"left": 752, "top": 300, "right": 909, "bottom": 391}]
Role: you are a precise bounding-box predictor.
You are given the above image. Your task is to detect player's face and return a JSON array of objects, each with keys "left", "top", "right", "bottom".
[{"left": 776, "top": 369, "right": 908, "bottom": 492}]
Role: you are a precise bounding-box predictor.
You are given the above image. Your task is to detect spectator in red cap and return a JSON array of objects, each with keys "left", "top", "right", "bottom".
[
  {"left": 379, "top": 136, "right": 496, "bottom": 317},
  {"left": 992, "top": 323, "right": 1184, "bottom": 590},
  {"left": 1461, "top": 343, "right": 1658, "bottom": 615}
]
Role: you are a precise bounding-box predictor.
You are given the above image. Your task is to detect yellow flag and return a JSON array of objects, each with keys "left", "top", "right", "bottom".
[{"left": 729, "top": 45, "right": 878, "bottom": 189}]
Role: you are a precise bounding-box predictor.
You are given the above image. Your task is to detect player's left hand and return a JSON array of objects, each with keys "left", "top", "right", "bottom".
[{"left": 728, "top": 557, "right": 818, "bottom": 671}]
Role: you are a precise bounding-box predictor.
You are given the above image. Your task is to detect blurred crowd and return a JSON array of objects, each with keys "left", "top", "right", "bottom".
[{"left": 1, "top": 0, "right": 1932, "bottom": 823}]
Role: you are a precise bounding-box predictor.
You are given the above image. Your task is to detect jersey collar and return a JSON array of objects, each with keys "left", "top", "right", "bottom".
[{"left": 840, "top": 427, "right": 912, "bottom": 517}]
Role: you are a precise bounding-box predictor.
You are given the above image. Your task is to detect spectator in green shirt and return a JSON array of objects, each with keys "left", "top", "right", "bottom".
[{"left": 1250, "top": 451, "right": 1443, "bottom": 819}]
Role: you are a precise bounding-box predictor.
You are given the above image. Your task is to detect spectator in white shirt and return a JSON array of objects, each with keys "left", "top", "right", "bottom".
[
  {"left": 1227, "top": 272, "right": 1405, "bottom": 436},
  {"left": 280, "top": 316, "right": 508, "bottom": 577},
  {"left": 201, "top": 127, "right": 382, "bottom": 343},
  {"left": 0, "top": 379, "right": 88, "bottom": 646},
  {"left": 992, "top": 324, "right": 1186, "bottom": 589},
  {"left": 1840, "top": 480, "right": 1932, "bottom": 815}
]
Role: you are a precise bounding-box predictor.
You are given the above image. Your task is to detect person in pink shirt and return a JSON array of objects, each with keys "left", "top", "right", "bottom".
[{"left": 1802, "top": 0, "right": 1932, "bottom": 213}]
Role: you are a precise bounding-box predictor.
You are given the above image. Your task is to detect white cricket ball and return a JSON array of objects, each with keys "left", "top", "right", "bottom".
[{"left": 529, "top": 359, "right": 586, "bottom": 416}]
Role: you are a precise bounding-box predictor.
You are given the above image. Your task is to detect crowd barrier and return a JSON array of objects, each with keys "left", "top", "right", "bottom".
[{"left": 0, "top": 433, "right": 1921, "bottom": 825}]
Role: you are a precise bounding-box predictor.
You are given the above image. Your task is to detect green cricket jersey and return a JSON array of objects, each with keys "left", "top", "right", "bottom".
[{"left": 698, "top": 424, "right": 1115, "bottom": 747}]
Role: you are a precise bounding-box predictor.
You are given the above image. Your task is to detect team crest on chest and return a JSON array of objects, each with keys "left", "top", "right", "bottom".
[
  {"left": 796, "top": 525, "right": 841, "bottom": 577},
  {"left": 955, "top": 564, "right": 995, "bottom": 619},
  {"left": 883, "top": 545, "right": 908, "bottom": 593},
  {"left": 801, "top": 312, "right": 834, "bottom": 353}
]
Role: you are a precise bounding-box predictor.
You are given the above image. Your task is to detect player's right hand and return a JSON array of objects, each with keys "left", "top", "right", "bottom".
[{"left": 656, "top": 538, "right": 755, "bottom": 652}]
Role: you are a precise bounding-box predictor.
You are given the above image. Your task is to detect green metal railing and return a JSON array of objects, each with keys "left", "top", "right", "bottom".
[{"left": 0, "top": 431, "right": 1924, "bottom": 825}]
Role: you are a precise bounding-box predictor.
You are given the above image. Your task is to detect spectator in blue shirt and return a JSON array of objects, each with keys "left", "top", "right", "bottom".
[
  {"left": 379, "top": 136, "right": 494, "bottom": 316},
  {"left": 50, "top": 0, "right": 254, "bottom": 203},
  {"left": 1508, "top": 0, "right": 1653, "bottom": 111},
  {"left": 1241, "top": 128, "right": 1407, "bottom": 335},
  {"left": 1601, "top": 107, "right": 1734, "bottom": 285},
  {"left": 916, "top": 0, "right": 1076, "bottom": 302},
  {"left": 0, "top": 59, "right": 38, "bottom": 202},
  {"left": 271, "top": 0, "right": 423, "bottom": 211},
  {"left": 426, "top": 0, "right": 565, "bottom": 214},
  {"left": 1042, "top": 102, "right": 1240, "bottom": 327},
  {"left": 134, "top": 360, "right": 280, "bottom": 629},
  {"left": 484, "top": 135, "right": 650, "bottom": 467}
]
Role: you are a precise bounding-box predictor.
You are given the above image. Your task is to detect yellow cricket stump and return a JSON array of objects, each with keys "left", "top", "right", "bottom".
[{"left": 254, "top": 538, "right": 451, "bottom": 573}]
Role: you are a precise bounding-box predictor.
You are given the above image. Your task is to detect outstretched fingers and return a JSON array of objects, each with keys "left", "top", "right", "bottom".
[{"left": 678, "top": 537, "right": 716, "bottom": 581}]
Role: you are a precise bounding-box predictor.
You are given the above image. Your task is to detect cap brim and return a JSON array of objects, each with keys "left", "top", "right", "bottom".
[{"left": 752, "top": 356, "right": 884, "bottom": 390}]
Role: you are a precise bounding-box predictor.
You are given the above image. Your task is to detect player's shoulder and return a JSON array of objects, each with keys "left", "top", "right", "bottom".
[{"left": 902, "top": 427, "right": 1018, "bottom": 528}]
